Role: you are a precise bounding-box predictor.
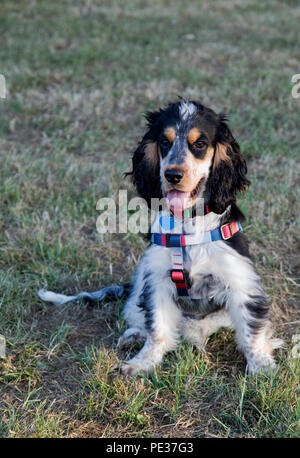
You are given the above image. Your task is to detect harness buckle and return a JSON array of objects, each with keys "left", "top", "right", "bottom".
[
  {"left": 170, "top": 269, "right": 191, "bottom": 289},
  {"left": 220, "top": 222, "right": 238, "bottom": 240},
  {"left": 220, "top": 223, "right": 233, "bottom": 240},
  {"left": 171, "top": 270, "right": 185, "bottom": 283}
]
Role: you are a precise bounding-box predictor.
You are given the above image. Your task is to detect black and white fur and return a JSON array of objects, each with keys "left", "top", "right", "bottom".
[
  {"left": 39, "top": 100, "right": 282, "bottom": 376},
  {"left": 119, "top": 100, "right": 281, "bottom": 376}
]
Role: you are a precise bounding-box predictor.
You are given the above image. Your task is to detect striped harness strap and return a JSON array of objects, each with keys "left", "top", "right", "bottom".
[{"left": 151, "top": 220, "right": 242, "bottom": 298}]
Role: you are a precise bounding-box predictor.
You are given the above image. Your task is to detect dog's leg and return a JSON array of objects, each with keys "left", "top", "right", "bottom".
[
  {"left": 121, "top": 275, "right": 181, "bottom": 376},
  {"left": 209, "top": 249, "right": 283, "bottom": 374},
  {"left": 181, "top": 309, "right": 233, "bottom": 350},
  {"left": 118, "top": 262, "right": 148, "bottom": 347},
  {"left": 228, "top": 292, "right": 282, "bottom": 374}
]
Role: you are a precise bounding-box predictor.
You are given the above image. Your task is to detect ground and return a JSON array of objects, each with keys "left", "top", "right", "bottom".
[{"left": 0, "top": 0, "right": 299, "bottom": 438}]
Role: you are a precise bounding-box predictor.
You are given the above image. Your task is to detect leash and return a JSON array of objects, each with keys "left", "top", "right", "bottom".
[{"left": 150, "top": 208, "right": 242, "bottom": 298}]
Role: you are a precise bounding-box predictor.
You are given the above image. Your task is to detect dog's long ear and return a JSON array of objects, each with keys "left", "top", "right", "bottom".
[
  {"left": 208, "top": 115, "right": 250, "bottom": 214},
  {"left": 126, "top": 111, "right": 162, "bottom": 207}
]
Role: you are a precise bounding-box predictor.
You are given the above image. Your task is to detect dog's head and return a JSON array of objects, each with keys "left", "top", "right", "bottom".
[{"left": 128, "top": 100, "right": 250, "bottom": 214}]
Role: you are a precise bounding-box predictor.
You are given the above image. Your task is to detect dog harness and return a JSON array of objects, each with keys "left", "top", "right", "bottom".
[
  {"left": 150, "top": 207, "right": 242, "bottom": 298},
  {"left": 38, "top": 206, "right": 242, "bottom": 306}
]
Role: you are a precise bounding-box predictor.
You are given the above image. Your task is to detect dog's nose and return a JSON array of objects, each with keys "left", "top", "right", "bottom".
[{"left": 164, "top": 168, "right": 184, "bottom": 184}]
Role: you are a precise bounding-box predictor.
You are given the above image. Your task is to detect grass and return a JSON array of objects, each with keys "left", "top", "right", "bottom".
[{"left": 0, "top": 0, "right": 299, "bottom": 438}]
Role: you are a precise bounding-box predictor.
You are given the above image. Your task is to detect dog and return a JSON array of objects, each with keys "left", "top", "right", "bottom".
[{"left": 39, "top": 99, "right": 282, "bottom": 376}]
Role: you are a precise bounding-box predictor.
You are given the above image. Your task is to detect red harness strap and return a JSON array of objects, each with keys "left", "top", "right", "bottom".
[
  {"left": 151, "top": 209, "right": 243, "bottom": 298},
  {"left": 169, "top": 221, "right": 242, "bottom": 297}
]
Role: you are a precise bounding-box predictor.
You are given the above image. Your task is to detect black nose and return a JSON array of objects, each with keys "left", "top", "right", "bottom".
[{"left": 164, "top": 168, "right": 184, "bottom": 184}]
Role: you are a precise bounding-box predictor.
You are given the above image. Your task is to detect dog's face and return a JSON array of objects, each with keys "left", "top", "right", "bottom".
[
  {"left": 129, "top": 100, "right": 250, "bottom": 214},
  {"left": 159, "top": 101, "right": 220, "bottom": 212}
]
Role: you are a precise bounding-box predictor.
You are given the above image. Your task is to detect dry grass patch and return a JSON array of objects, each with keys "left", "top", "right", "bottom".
[{"left": 0, "top": 0, "right": 299, "bottom": 438}]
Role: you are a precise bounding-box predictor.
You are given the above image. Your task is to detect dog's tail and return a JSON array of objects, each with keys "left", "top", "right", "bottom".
[{"left": 38, "top": 283, "right": 131, "bottom": 306}]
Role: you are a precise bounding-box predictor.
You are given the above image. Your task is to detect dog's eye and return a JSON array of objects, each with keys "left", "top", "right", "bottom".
[
  {"left": 159, "top": 138, "right": 171, "bottom": 157},
  {"left": 194, "top": 140, "right": 206, "bottom": 149},
  {"left": 160, "top": 138, "right": 171, "bottom": 148}
]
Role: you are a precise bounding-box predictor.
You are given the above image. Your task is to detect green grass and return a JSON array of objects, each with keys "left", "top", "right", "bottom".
[{"left": 0, "top": 0, "right": 299, "bottom": 438}]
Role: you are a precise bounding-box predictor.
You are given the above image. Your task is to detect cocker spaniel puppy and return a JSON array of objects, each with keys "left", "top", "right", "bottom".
[
  {"left": 119, "top": 99, "right": 281, "bottom": 376},
  {"left": 39, "top": 100, "right": 282, "bottom": 376}
]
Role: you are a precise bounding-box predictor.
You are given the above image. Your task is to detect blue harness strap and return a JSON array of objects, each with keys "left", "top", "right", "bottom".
[{"left": 151, "top": 221, "right": 242, "bottom": 247}]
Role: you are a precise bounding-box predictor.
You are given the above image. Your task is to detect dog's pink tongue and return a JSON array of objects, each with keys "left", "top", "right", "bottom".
[{"left": 166, "top": 191, "right": 192, "bottom": 215}]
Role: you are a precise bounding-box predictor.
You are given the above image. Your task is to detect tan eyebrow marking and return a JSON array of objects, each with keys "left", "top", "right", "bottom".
[
  {"left": 164, "top": 127, "right": 176, "bottom": 143},
  {"left": 187, "top": 127, "right": 201, "bottom": 144}
]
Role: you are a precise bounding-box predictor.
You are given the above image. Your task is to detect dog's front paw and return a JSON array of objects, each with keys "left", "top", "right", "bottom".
[
  {"left": 247, "top": 354, "right": 276, "bottom": 375},
  {"left": 121, "top": 357, "right": 155, "bottom": 377}
]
